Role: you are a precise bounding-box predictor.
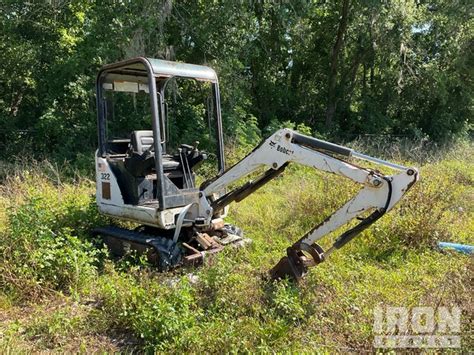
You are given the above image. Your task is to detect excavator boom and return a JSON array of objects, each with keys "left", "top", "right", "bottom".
[{"left": 202, "top": 128, "right": 419, "bottom": 281}]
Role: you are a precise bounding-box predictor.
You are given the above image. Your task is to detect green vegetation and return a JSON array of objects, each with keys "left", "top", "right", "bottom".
[
  {"left": 0, "top": 0, "right": 472, "bottom": 161},
  {"left": 0, "top": 144, "right": 472, "bottom": 352},
  {"left": 0, "top": 0, "right": 472, "bottom": 352}
]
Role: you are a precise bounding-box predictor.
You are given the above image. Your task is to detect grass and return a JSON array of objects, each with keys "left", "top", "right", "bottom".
[{"left": 0, "top": 142, "right": 472, "bottom": 352}]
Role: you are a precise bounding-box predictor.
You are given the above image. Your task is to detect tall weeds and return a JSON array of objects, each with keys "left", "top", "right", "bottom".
[{"left": 0, "top": 142, "right": 472, "bottom": 352}]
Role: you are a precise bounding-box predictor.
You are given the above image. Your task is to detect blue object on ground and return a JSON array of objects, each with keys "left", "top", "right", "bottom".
[{"left": 438, "top": 242, "right": 474, "bottom": 255}]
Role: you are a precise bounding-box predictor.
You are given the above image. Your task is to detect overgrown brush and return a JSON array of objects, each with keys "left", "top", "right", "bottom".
[
  {"left": 377, "top": 159, "right": 473, "bottom": 249},
  {"left": 0, "top": 164, "right": 106, "bottom": 300},
  {"left": 0, "top": 143, "right": 472, "bottom": 352}
]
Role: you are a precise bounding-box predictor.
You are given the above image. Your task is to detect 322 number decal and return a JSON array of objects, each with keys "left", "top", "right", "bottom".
[{"left": 101, "top": 173, "right": 110, "bottom": 180}]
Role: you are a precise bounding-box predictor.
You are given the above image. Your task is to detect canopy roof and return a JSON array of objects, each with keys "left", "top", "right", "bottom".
[{"left": 99, "top": 57, "right": 218, "bottom": 83}]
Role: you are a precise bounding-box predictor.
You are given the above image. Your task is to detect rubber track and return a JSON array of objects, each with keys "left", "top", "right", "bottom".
[{"left": 92, "top": 226, "right": 182, "bottom": 269}]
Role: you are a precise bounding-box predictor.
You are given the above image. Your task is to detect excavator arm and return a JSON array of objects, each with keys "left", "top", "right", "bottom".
[{"left": 202, "top": 129, "right": 419, "bottom": 281}]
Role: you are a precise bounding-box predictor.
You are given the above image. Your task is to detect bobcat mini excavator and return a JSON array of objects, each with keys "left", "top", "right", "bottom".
[{"left": 93, "top": 57, "right": 419, "bottom": 281}]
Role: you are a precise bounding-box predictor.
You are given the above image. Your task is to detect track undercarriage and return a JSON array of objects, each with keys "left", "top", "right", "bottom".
[{"left": 92, "top": 221, "right": 249, "bottom": 270}]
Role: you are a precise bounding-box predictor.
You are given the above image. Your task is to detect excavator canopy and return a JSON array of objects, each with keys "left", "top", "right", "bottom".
[
  {"left": 96, "top": 57, "right": 225, "bottom": 210},
  {"left": 98, "top": 57, "right": 218, "bottom": 84}
]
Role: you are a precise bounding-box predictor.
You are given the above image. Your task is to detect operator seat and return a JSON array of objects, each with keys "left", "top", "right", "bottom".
[
  {"left": 129, "top": 130, "right": 180, "bottom": 169},
  {"left": 125, "top": 130, "right": 181, "bottom": 177},
  {"left": 130, "top": 130, "right": 154, "bottom": 154}
]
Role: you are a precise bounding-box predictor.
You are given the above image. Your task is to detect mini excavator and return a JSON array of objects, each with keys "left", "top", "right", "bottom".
[{"left": 93, "top": 57, "right": 419, "bottom": 281}]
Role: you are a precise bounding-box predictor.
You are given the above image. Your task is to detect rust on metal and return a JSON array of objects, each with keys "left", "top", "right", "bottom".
[
  {"left": 196, "top": 233, "right": 214, "bottom": 250},
  {"left": 102, "top": 182, "right": 111, "bottom": 199},
  {"left": 269, "top": 242, "right": 325, "bottom": 282}
]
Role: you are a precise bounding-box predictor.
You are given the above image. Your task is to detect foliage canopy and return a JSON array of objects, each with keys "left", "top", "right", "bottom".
[{"left": 0, "top": 0, "right": 472, "bottom": 157}]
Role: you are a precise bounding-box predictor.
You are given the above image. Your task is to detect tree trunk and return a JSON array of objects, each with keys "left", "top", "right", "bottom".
[
  {"left": 344, "top": 51, "right": 361, "bottom": 105},
  {"left": 10, "top": 89, "right": 24, "bottom": 117},
  {"left": 325, "top": 0, "right": 350, "bottom": 129}
]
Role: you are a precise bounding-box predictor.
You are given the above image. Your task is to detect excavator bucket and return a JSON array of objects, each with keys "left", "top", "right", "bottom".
[
  {"left": 269, "top": 243, "right": 325, "bottom": 282},
  {"left": 269, "top": 256, "right": 306, "bottom": 281}
]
